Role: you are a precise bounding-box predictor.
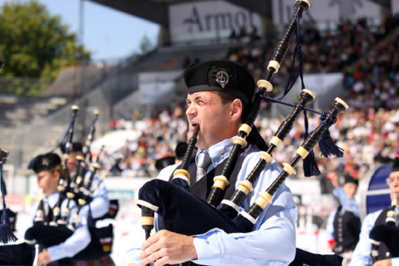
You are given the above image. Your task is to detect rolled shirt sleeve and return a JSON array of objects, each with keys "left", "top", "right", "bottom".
[{"left": 193, "top": 153, "right": 297, "bottom": 265}]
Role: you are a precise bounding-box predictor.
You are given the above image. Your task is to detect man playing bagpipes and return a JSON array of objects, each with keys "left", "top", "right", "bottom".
[
  {"left": 60, "top": 141, "right": 116, "bottom": 223},
  {"left": 350, "top": 156, "right": 399, "bottom": 266},
  {"left": 25, "top": 152, "right": 115, "bottom": 265},
  {"left": 26, "top": 152, "right": 83, "bottom": 265},
  {"left": 62, "top": 141, "right": 118, "bottom": 263},
  {"left": 124, "top": 60, "right": 298, "bottom": 266}
]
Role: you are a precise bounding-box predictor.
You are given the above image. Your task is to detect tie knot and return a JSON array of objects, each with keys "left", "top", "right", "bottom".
[
  {"left": 196, "top": 152, "right": 212, "bottom": 181},
  {"left": 197, "top": 152, "right": 212, "bottom": 167}
]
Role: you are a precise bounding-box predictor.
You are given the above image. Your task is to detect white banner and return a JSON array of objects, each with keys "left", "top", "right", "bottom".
[
  {"left": 272, "top": 0, "right": 381, "bottom": 25},
  {"left": 140, "top": 81, "right": 175, "bottom": 104},
  {"left": 169, "top": 1, "right": 262, "bottom": 43},
  {"left": 301, "top": 73, "right": 343, "bottom": 96},
  {"left": 139, "top": 70, "right": 182, "bottom": 104},
  {"left": 393, "top": 1, "right": 399, "bottom": 15}
]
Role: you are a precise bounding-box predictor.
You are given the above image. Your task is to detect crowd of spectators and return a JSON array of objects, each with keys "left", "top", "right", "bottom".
[{"left": 103, "top": 16, "right": 399, "bottom": 183}]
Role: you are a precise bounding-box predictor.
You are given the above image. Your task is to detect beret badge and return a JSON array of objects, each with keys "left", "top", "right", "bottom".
[
  {"left": 215, "top": 70, "right": 229, "bottom": 88},
  {"left": 41, "top": 158, "right": 50, "bottom": 167}
]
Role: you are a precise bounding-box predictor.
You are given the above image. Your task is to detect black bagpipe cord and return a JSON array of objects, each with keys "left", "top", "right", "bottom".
[{"left": 262, "top": 11, "right": 343, "bottom": 177}]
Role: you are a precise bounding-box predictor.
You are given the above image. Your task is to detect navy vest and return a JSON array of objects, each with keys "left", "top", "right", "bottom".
[
  {"left": 332, "top": 205, "right": 360, "bottom": 254},
  {"left": 374, "top": 208, "right": 393, "bottom": 260},
  {"left": 158, "top": 144, "right": 260, "bottom": 266}
]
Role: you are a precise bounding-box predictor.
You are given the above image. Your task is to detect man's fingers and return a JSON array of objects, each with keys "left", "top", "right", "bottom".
[
  {"left": 153, "top": 256, "right": 168, "bottom": 266},
  {"left": 141, "top": 249, "right": 163, "bottom": 266},
  {"left": 141, "top": 230, "right": 167, "bottom": 251},
  {"left": 141, "top": 232, "right": 158, "bottom": 251}
]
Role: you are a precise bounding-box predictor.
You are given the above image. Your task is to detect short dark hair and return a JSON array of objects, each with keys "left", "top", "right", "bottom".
[{"left": 217, "top": 91, "right": 247, "bottom": 122}]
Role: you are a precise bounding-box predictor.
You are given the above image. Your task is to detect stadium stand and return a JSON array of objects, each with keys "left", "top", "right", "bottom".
[{"left": 1, "top": 1, "right": 398, "bottom": 178}]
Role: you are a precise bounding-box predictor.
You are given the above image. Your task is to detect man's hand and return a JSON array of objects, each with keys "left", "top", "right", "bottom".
[
  {"left": 139, "top": 229, "right": 198, "bottom": 266},
  {"left": 37, "top": 251, "right": 51, "bottom": 266},
  {"left": 373, "top": 258, "right": 392, "bottom": 266}
]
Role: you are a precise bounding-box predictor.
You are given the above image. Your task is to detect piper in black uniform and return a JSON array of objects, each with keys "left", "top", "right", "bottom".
[
  {"left": 326, "top": 174, "right": 361, "bottom": 265},
  {"left": 26, "top": 152, "right": 115, "bottom": 266},
  {"left": 60, "top": 142, "right": 116, "bottom": 265},
  {"left": 26, "top": 152, "right": 82, "bottom": 265}
]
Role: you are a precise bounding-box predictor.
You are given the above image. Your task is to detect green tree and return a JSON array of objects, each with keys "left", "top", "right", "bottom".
[
  {"left": 0, "top": 0, "right": 90, "bottom": 95},
  {"left": 137, "top": 34, "right": 154, "bottom": 56}
]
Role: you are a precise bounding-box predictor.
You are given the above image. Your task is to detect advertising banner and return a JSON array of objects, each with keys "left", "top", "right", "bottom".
[
  {"left": 169, "top": 1, "right": 262, "bottom": 43},
  {"left": 272, "top": 0, "right": 381, "bottom": 25}
]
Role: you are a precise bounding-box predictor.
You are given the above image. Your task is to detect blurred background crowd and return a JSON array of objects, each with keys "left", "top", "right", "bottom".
[{"left": 105, "top": 17, "right": 399, "bottom": 184}]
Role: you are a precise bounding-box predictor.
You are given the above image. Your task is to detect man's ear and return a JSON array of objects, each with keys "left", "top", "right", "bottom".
[
  {"left": 53, "top": 170, "right": 61, "bottom": 182},
  {"left": 230, "top": 98, "right": 243, "bottom": 122}
]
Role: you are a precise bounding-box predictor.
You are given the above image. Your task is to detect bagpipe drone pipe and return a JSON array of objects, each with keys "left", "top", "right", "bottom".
[
  {"left": 369, "top": 192, "right": 399, "bottom": 261},
  {"left": 137, "top": 1, "right": 346, "bottom": 265},
  {"left": 24, "top": 108, "right": 115, "bottom": 261}
]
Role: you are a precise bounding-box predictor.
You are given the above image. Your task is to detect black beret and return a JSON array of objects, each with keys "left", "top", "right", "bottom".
[
  {"left": 60, "top": 142, "right": 83, "bottom": 154},
  {"left": 183, "top": 60, "right": 255, "bottom": 105},
  {"left": 344, "top": 174, "right": 358, "bottom": 186},
  {"left": 392, "top": 157, "right": 399, "bottom": 172},
  {"left": 28, "top": 153, "right": 61, "bottom": 173}
]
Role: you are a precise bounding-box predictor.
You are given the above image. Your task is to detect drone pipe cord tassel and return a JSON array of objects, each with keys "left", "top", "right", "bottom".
[
  {"left": 137, "top": 98, "right": 348, "bottom": 238},
  {"left": 50, "top": 105, "right": 79, "bottom": 227},
  {"left": 206, "top": 0, "right": 310, "bottom": 208},
  {"left": 219, "top": 89, "right": 315, "bottom": 219}
]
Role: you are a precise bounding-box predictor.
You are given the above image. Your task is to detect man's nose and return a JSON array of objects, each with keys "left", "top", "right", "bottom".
[{"left": 186, "top": 106, "right": 196, "bottom": 116}]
